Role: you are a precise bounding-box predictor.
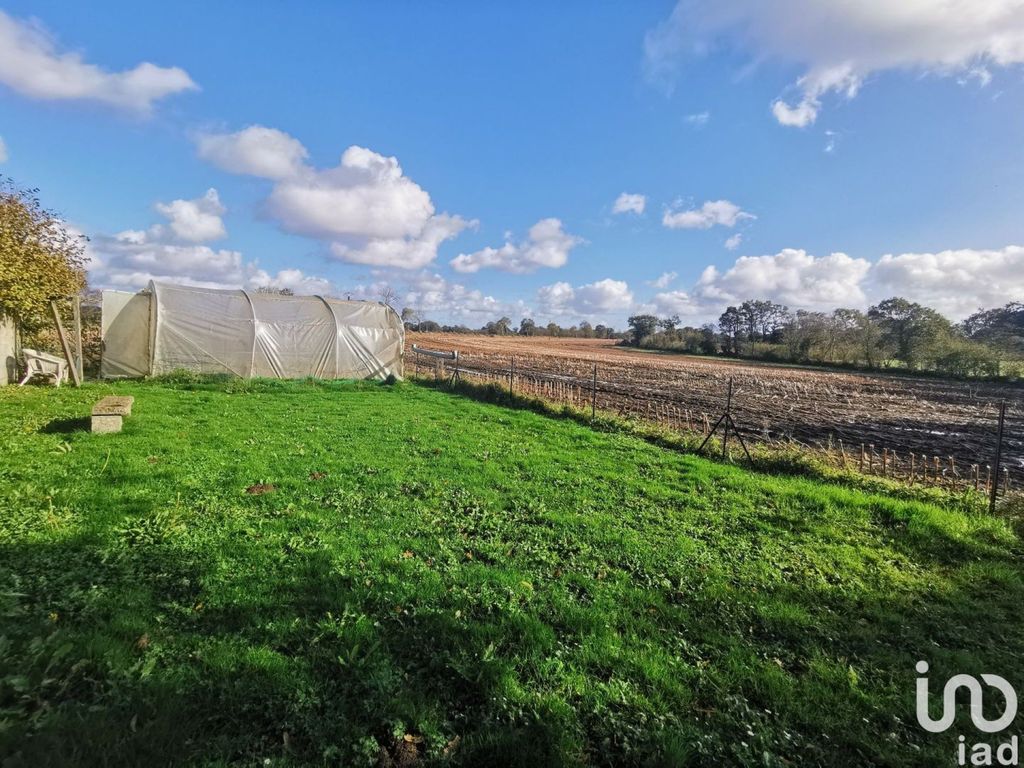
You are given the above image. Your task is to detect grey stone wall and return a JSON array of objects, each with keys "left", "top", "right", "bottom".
[{"left": 0, "top": 316, "right": 16, "bottom": 386}]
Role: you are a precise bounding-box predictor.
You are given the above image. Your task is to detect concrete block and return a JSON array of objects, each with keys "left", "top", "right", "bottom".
[{"left": 91, "top": 414, "right": 124, "bottom": 433}]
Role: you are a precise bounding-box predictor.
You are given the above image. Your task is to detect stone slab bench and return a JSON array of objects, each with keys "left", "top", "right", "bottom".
[{"left": 91, "top": 396, "right": 135, "bottom": 433}]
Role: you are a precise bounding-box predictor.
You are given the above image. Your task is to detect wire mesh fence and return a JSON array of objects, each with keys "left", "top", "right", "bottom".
[{"left": 410, "top": 344, "right": 1023, "bottom": 502}]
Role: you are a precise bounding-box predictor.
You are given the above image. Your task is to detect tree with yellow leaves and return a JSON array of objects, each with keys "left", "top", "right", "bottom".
[{"left": 0, "top": 177, "right": 87, "bottom": 331}]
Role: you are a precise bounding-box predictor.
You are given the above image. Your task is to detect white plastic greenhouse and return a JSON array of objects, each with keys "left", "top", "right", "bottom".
[{"left": 101, "top": 281, "right": 404, "bottom": 380}]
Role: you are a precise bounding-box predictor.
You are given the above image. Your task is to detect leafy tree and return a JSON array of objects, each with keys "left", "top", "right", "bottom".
[
  {"left": 483, "top": 317, "right": 513, "bottom": 335},
  {"left": 782, "top": 310, "right": 828, "bottom": 362},
  {"left": 718, "top": 306, "right": 744, "bottom": 354},
  {"left": 699, "top": 324, "right": 718, "bottom": 354},
  {"left": 962, "top": 302, "right": 1024, "bottom": 357},
  {"left": 738, "top": 299, "right": 789, "bottom": 344},
  {"left": 0, "top": 177, "right": 87, "bottom": 330},
  {"left": 519, "top": 317, "right": 537, "bottom": 336},
  {"left": 868, "top": 297, "right": 954, "bottom": 369},
  {"left": 658, "top": 315, "right": 681, "bottom": 332},
  {"left": 627, "top": 314, "right": 658, "bottom": 346}
]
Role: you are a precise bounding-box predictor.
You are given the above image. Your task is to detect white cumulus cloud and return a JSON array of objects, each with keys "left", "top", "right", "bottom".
[
  {"left": 653, "top": 290, "right": 702, "bottom": 316},
  {"left": 248, "top": 268, "right": 334, "bottom": 296},
  {"left": 694, "top": 248, "right": 872, "bottom": 309},
  {"left": 196, "top": 125, "right": 309, "bottom": 180},
  {"left": 267, "top": 145, "right": 435, "bottom": 241},
  {"left": 153, "top": 188, "right": 226, "bottom": 243},
  {"left": 645, "top": 1, "right": 1024, "bottom": 126},
  {"left": 0, "top": 10, "right": 196, "bottom": 113},
  {"left": 663, "top": 199, "right": 755, "bottom": 230},
  {"left": 648, "top": 271, "right": 678, "bottom": 289},
  {"left": 197, "top": 126, "right": 467, "bottom": 269},
  {"left": 0, "top": 136, "right": 6, "bottom": 163},
  {"left": 450, "top": 218, "right": 582, "bottom": 273},
  {"left": 90, "top": 233, "right": 248, "bottom": 290},
  {"left": 538, "top": 278, "right": 634, "bottom": 317},
  {"left": 330, "top": 213, "right": 473, "bottom": 270},
  {"left": 612, "top": 192, "right": 646, "bottom": 215},
  {"left": 869, "top": 245, "right": 1024, "bottom": 319},
  {"left": 402, "top": 272, "right": 529, "bottom": 319},
  {"left": 724, "top": 233, "right": 743, "bottom": 250},
  {"left": 643, "top": 245, "right": 1024, "bottom": 322},
  {"left": 87, "top": 189, "right": 332, "bottom": 294}
]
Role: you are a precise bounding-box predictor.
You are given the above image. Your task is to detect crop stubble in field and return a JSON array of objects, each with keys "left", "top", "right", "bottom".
[{"left": 407, "top": 333, "right": 1024, "bottom": 483}]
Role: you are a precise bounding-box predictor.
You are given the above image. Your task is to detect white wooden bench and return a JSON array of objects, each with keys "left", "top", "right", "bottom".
[{"left": 91, "top": 396, "right": 135, "bottom": 433}]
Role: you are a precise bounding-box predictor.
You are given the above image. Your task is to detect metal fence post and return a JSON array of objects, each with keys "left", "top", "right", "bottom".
[{"left": 990, "top": 399, "right": 1006, "bottom": 513}]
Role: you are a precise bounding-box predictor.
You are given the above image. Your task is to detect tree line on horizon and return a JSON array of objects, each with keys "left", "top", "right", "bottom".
[
  {"left": 626, "top": 298, "right": 1024, "bottom": 378},
  {"left": 404, "top": 296, "right": 1024, "bottom": 379},
  {"left": 402, "top": 310, "right": 620, "bottom": 339}
]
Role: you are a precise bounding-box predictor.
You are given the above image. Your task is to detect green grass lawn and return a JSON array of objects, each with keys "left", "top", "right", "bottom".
[{"left": 1, "top": 377, "right": 1021, "bottom": 767}]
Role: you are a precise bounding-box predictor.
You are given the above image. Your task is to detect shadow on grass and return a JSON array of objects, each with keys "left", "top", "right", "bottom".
[
  {"left": 38, "top": 416, "right": 91, "bottom": 434},
  {"left": 4, "top": 518, "right": 1021, "bottom": 766},
  {"left": 0, "top": 534, "right": 589, "bottom": 768}
]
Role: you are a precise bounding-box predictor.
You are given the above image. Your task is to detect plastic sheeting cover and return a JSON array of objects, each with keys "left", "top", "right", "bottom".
[
  {"left": 102, "top": 281, "right": 404, "bottom": 380},
  {"left": 101, "top": 290, "right": 151, "bottom": 378}
]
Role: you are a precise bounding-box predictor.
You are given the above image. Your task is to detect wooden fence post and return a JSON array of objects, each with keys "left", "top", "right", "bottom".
[
  {"left": 591, "top": 364, "right": 597, "bottom": 421},
  {"left": 990, "top": 400, "right": 1006, "bottom": 513},
  {"left": 50, "top": 299, "right": 81, "bottom": 387}
]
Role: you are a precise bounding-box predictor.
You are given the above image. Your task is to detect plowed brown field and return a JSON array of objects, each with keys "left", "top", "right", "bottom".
[{"left": 406, "top": 332, "right": 1024, "bottom": 485}]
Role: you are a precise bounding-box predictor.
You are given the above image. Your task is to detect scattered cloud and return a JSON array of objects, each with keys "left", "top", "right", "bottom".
[
  {"left": 694, "top": 248, "right": 871, "bottom": 310},
  {"left": 538, "top": 278, "right": 634, "bottom": 317},
  {"left": 663, "top": 199, "right": 754, "bottom": 230},
  {"left": 86, "top": 188, "right": 332, "bottom": 294},
  {"left": 823, "top": 130, "right": 839, "bottom": 154},
  {"left": 196, "top": 125, "right": 309, "bottom": 180},
  {"left": 653, "top": 289, "right": 701, "bottom": 316},
  {"left": 648, "top": 271, "right": 678, "bottom": 289},
  {"left": 0, "top": 10, "right": 196, "bottom": 113},
  {"left": 450, "top": 218, "right": 582, "bottom": 273},
  {"left": 645, "top": 1, "right": 1024, "bottom": 126},
  {"left": 248, "top": 268, "right": 334, "bottom": 295},
  {"left": 770, "top": 65, "right": 859, "bottom": 128},
  {"left": 637, "top": 245, "right": 1024, "bottom": 323},
  {"left": 331, "top": 213, "right": 473, "bottom": 270},
  {"left": 153, "top": 188, "right": 226, "bottom": 243},
  {"left": 612, "top": 192, "right": 646, "bottom": 215},
  {"left": 685, "top": 111, "right": 710, "bottom": 126},
  {"left": 196, "top": 126, "right": 469, "bottom": 269},
  {"left": 266, "top": 145, "right": 435, "bottom": 241},
  {"left": 724, "top": 233, "right": 743, "bottom": 250},
  {"left": 402, "top": 271, "right": 529, "bottom": 319},
  {"left": 869, "top": 245, "right": 1024, "bottom": 319},
  {"left": 90, "top": 233, "right": 247, "bottom": 290},
  {"left": 0, "top": 135, "right": 6, "bottom": 163}
]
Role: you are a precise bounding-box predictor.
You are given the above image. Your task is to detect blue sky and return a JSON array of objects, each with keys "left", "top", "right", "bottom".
[{"left": 2, "top": 1, "right": 1024, "bottom": 327}]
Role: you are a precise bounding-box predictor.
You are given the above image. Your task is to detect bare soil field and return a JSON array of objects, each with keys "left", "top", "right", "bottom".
[{"left": 407, "top": 332, "right": 1024, "bottom": 485}]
